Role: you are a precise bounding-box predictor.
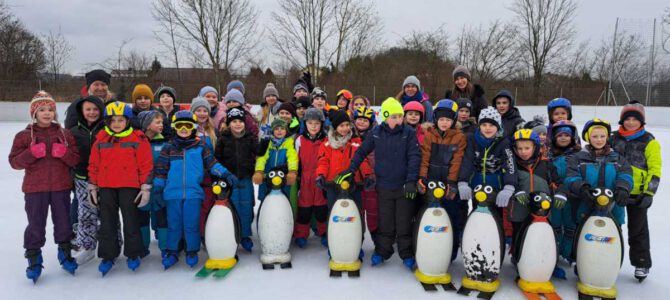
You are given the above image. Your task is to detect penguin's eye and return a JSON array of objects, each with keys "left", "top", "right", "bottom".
[
  {"left": 534, "top": 195, "right": 542, "bottom": 202},
  {"left": 221, "top": 181, "right": 227, "bottom": 188},
  {"left": 428, "top": 182, "right": 436, "bottom": 189},
  {"left": 269, "top": 171, "right": 276, "bottom": 178},
  {"left": 484, "top": 186, "right": 493, "bottom": 193},
  {"left": 438, "top": 182, "right": 446, "bottom": 189},
  {"left": 591, "top": 188, "right": 602, "bottom": 197},
  {"left": 278, "top": 171, "right": 285, "bottom": 177},
  {"left": 474, "top": 185, "right": 482, "bottom": 192},
  {"left": 605, "top": 189, "right": 614, "bottom": 198}
]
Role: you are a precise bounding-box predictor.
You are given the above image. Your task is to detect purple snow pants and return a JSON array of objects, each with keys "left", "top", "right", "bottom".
[{"left": 24, "top": 190, "right": 73, "bottom": 250}]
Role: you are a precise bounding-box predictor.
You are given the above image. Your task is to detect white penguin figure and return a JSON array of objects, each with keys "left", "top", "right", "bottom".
[
  {"left": 327, "top": 180, "right": 363, "bottom": 277},
  {"left": 414, "top": 180, "right": 455, "bottom": 291},
  {"left": 257, "top": 168, "right": 294, "bottom": 269},
  {"left": 458, "top": 184, "right": 505, "bottom": 300},
  {"left": 197, "top": 179, "right": 240, "bottom": 278},
  {"left": 513, "top": 192, "right": 561, "bottom": 300},
  {"left": 575, "top": 188, "right": 623, "bottom": 300}
]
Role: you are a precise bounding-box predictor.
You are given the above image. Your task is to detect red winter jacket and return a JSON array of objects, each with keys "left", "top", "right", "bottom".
[
  {"left": 9, "top": 124, "right": 80, "bottom": 193},
  {"left": 317, "top": 134, "right": 372, "bottom": 183},
  {"left": 88, "top": 128, "right": 153, "bottom": 189},
  {"left": 297, "top": 132, "right": 328, "bottom": 207}
]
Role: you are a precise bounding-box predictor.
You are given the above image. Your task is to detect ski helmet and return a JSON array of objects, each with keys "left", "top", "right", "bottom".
[
  {"left": 433, "top": 99, "right": 458, "bottom": 123},
  {"left": 513, "top": 129, "right": 541, "bottom": 145},
  {"left": 104, "top": 101, "right": 133, "bottom": 119},
  {"left": 353, "top": 106, "right": 375, "bottom": 124},
  {"left": 547, "top": 98, "right": 573, "bottom": 121},
  {"left": 403, "top": 101, "right": 425, "bottom": 123},
  {"left": 550, "top": 120, "right": 578, "bottom": 147},
  {"left": 582, "top": 118, "right": 611, "bottom": 143}
]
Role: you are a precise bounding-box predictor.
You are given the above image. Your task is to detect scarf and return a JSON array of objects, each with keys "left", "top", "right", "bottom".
[
  {"left": 474, "top": 128, "right": 495, "bottom": 148},
  {"left": 271, "top": 136, "right": 285, "bottom": 148},
  {"left": 327, "top": 128, "right": 352, "bottom": 150},
  {"left": 618, "top": 126, "right": 646, "bottom": 141},
  {"left": 400, "top": 91, "right": 423, "bottom": 105}
]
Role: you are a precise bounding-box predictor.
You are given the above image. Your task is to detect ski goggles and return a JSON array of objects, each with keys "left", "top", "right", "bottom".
[{"left": 172, "top": 121, "right": 196, "bottom": 130}]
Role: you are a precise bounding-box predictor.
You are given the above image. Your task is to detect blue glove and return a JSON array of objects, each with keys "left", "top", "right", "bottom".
[{"left": 225, "top": 173, "right": 239, "bottom": 188}]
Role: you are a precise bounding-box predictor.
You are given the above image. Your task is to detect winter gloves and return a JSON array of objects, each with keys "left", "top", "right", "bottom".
[
  {"left": 553, "top": 193, "right": 568, "bottom": 209},
  {"left": 315, "top": 175, "right": 326, "bottom": 189},
  {"left": 514, "top": 190, "right": 529, "bottom": 205},
  {"left": 614, "top": 188, "right": 630, "bottom": 207},
  {"left": 404, "top": 182, "right": 417, "bottom": 200},
  {"left": 447, "top": 182, "right": 457, "bottom": 200},
  {"left": 30, "top": 142, "right": 46, "bottom": 158},
  {"left": 134, "top": 184, "right": 152, "bottom": 208},
  {"left": 579, "top": 184, "right": 595, "bottom": 203},
  {"left": 334, "top": 171, "right": 352, "bottom": 185},
  {"left": 51, "top": 142, "right": 66, "bottom": 158},
  {"left": 87, "top": 183, "right": 98, "bottom": 207},
  {"left": 286, "top": 171, "right": 298, "bottom": 186},
  {"left": 496, "top": 185, "right": 515, "bottom": 207},
  {"left": 223, "top": 172, "right": 239, "bottom": 188},
  {"left": 458, "top": 182, "right": 472, "bottom": 201},
  {"left": 638, "top": 194, "right": 653, "bottom": 209},
  {"left": 252, "top": 172, "right": 264, "bottom": 185},
  {"left": 364, "top": 176, "right": 376, "bottom": 191}
]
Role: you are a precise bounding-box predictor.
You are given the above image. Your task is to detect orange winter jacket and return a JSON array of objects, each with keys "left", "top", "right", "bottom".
[{"left": 420, "top": 126, "right": 467, "bottom": 184}]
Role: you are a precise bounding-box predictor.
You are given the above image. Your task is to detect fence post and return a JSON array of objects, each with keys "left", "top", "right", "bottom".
[{"left": 646, "top": 18, "right": 657, "bottom": 106}]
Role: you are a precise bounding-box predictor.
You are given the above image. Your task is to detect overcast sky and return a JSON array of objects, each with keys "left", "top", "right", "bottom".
[{"left": 6, "top": 0, "right": 669, "bottom": 75}]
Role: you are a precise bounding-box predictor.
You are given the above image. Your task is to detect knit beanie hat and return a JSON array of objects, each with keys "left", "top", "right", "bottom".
[
  {"left": 137, "top": 110, "right": 162, "bottom": 132},
  {"left": 198, "top": 86, "right": 218, "bottom": 98},
  {"left": 456, "top": 98, "right": 473, "bottom": 112},
  {"left": 271, "top": 118, "right": 289, "bottom": 131},
  {"left": 619, "top": 100, "right": 645, "bottom": 125},
  {"left": 329, "top": 110, "right": 350, "bottom": 129},
  {"left": 224, "top": 89, "right": 245, "bottom": 105},
  {"left": 453, "top": 65, "right": 471, "bottom": 81},
  {"left": 154, "top": 86, "right": 177, "bottom": 103},
  {"left": 226, "top": 107, "right": 246, "bottom": 126},
  {"left": 311, "top": 87, "right": 327, "bottom": 100},
  {"left": 226, "top": 80, "right": 245, "bottom": 94},
  {"left": 30, "top": 90, "right": 57, "bottom": 122},
  {"left": 402, "top": 75, "right": 421, "bottom": 90},
  {"left": 293, "top": 82, "right": 309, "bottom": 94},
  {"left": 190, "top": 97, "right": 211, "bottom": 114},
  {"left": 478, "top": 106, "right": 502, "bottom": 130},
  {"left": 304, "top": 107, "right": 325, "bottom": 122},
  {"left": 85, "top": 69, "right": 111, "bottom": 88},
  {"left": 524, "top": 115, "right": 548, "bottom": 136},
  {"left": 380, "top": 97, "right": 404, "bottom": 122},
  {"left": 263, "top": 83, "right": 279, "bottom": 98},
  {"left": 132, "top": 84, "right": 154, "bottom": 102},
  {"left": 278, "top": 102, "right": 297, "bottom": 118},
  {"left": 295, "top": 96, "right": 312, "bottom": 110}
]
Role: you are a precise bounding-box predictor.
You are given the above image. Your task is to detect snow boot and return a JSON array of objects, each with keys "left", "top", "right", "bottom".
[
  {"left": 294, "top": 238, "right": 307, "bottom": 248},
  {"left": 552, "top": 266, "right": 567, "bottom": 280},
  {"left": 371, "top": 253, "right": 384, "bottom": 266},
  {"left": 635, "top": 267, "right": 649, "bottom": 282},
  {"left": 185, "top": 251, "right": 198, "bottom": 268},
  {"left": 359, "top": 249, "right": 365, "bottom": 260},
  {"left": 162, "top": 251, "right": 179, "bottom": 270},
  {"left": 321, "top": 235, "right": 328, "bottom": 248},
  {"left": 57, "top": 243, "right": 78, "bottom": 275},
  {"left": 25, "top": 249, "right": 43, "bottom": 283},
  {"left": 98, "top": 259, "right": 114, "bottom": 276},
  {"left": 241, "top": 237, "right": 253, "bottom": 252},
  {"left": 403, "top": 258, "right": 416, "bottom": 270},
  {"left": 127, "top": 257, "right": 141, "bottom": 271},
  {"left": 73, "top": 248, "right": 95, "bottom": 265}
]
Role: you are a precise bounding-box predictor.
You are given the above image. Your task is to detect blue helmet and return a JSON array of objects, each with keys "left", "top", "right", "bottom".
[
  {"left": 433, "top": 99, "right": 458, "bottom": 123},
  {"left": 171, "top": 110, "right": 197, "bottom": 125},
  {"left": 547, "top": 98, "right": 572, "bottom": 121},
  {"left": 582, "top": 118, "right": 611, "bottom": 143},
  {"left": 104, "top": 101, "right": 133, "bottom": 119}
]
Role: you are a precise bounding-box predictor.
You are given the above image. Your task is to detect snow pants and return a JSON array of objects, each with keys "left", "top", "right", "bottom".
[
  {"left": 294, "top": 175, "right": 327, "bottom": 239},
  {"left": 441, "top": 199, "right": 466, "bottom": 262},
  {"left": 627, "top": 197, "right": 651, "bottom": 268},
  {"left": 230, "top": 178, "right": 255, "bottom": 238},
  {"left": 549, "top": 199, "right": 578, "bottom": 260},
  {"left": 98, "top": 188, "right": 144, "bottom": 260},
  {"left": 361, "top": 190, "right": 379, "bottom": 236},
  {"left": 167, "top": 198, "right": 202, "bottom": 253},
  {"left": 23, "top": 190, "right": 73, "bottom": 250},
  {"left": 376, "top": 188, "right": 415, "bottom": 260}
]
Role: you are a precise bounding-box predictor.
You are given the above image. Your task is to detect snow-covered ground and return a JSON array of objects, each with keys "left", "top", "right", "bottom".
[{"left": 1, "top": 110, "right": 668, "bottom": 300}]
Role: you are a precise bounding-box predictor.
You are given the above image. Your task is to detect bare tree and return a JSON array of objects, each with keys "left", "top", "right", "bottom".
[
  {"left": 332, "top": 0, "right": 382, "bottom": 70},
  {"left": 454, "top": 21, "right": 521, "bottom": 81},
  {"left": 555, "top": 40, "right": 594, "bottom": 79},
  {"left": 271, "top": 0, "right": 335, "bottom": 84},
  {"left": 592, "top": 31, "right": 646, "bottom": 84},
  {"left": 152, "top": 0, "right": 261, "bottom": 90},
  {"left": 123, "top": 50, "right": 152, "bottom": 76},
  {"left": 510, "top": 0, "right": 577, "bottom": 103},
  {"left": 401, "top": 25, "right": 450, "bottom": 61},
  {"left": 42, "top": 27, "right": 74, "bottom": 82},
  {"left": 152, "top": 2, "right": 183, "bottom": 81},
  {"left": 0, "top": 5, "right": 45, "bottom": 81}
]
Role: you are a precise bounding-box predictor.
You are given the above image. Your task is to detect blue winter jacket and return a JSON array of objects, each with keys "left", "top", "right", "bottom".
[
  {"left": 153, "top": 137, "right": 228, "bottom": 201},
  {"left": 458, "top": 132, "right": 517, "bottom": 190},
  {"left": 143, "top": 134, "right": 166, "bottom": 211},
  {"left": 348, "top": 123, "right": 421, "bottom": 189},
  {"left": 565, "top": 146, "right": 633, "bottom": 224}
]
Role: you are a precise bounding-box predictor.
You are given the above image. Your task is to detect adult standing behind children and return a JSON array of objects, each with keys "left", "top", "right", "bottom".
[{"left": 444, "top": 66, "right": 487, "bottom": 120}]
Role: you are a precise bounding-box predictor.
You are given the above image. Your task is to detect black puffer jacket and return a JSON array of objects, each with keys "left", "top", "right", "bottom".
[
  {"left": 215, "top": 130, "right": 259, "bottom": 179},
  {"left": 69, "top": 96, "right": 105, "bottom": 179},
  {"left": 444, "top": 84, "right": 487, "bottom": 120}
]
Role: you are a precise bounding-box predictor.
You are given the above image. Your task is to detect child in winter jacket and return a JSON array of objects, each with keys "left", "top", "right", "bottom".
[
  {"left": 190, "top": 96, "right": 219, "bottom": 236},
  {"left": 88, "top": 101, "right": 153, "bottom": 274},
  {"left": 293, "top": 108, "right": 328, "bottom": 248},
  {"left": 523, "top": 115, "right": 549, "bottom": 159},
  {"left": 508, "top": 129, "right": 560, "bottom": 262},
  {"left": 342, "top": 98, "right": 421, "bottom": 269},
  {"left": 197, "top": 86, "right": 226, "bottom": 129},
  {"left": 215, "top": 107, "right": 259, "bottom": 252},
  {"left": 610, "top": 101, "right": 661, "bottom": 281},
  {"left": 352, "top": 106, "right": 379, "bottom": 238},
  {"left": 136, "top": 110, "right": 168, "bottom": 257},
  {"left": 564, "top": 119, "right": 633, "bottom": 247},
  {"left": 456, "top": 98, "right": 477, "bottom": 136},
  {"left": 457, "top": 106, "right": 517, "bottom": 241},
  {"left": 547, "top": 120, "right": 581, "bottom": 276},
  {"left": 69, "top": 95, "right": 106, "bottom": 265},
  {"left": 403, "top": 101, "right": 428, "bottom": 145},
  {"left": 223, "top": 89, "right": 259, "bottom": 137},
  {"left": 9, "top": 91, "right": 81, "bottom": 281},
  {"left": 253, "top": 119, "right": 299, "bottom": 200},
  {"left": 419, "top": 99, "right": 467, "bottom": 261},
  {"left": 546, "top": 98, "right": 580, "bottom": 146},
  {"left": 153, "top": 110, "right": 236, "bottom": 269},
  {"left": 155, "top": 86, "right": 181, "bottom": 139},
  {"left": 492, "top": 90, "right": 524, "bottom": 141}
]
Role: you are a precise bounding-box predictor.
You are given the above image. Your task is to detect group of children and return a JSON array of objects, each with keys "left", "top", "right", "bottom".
[{"left": 9, "top": 68, "right": 660, "bottom": 286}]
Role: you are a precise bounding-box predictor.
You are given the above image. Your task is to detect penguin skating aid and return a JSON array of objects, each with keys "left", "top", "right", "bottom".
[
  {"left": 257, "top": 169, "right": 294, "bottom": 270},
  {"left": 513, "top": 192, "right": 562, "bottom": 300},
  {"left": 574, "top": 188, "right": 623, "bottom": 300},
  {"left": 458, "top": 185, "right": 505, "bottom": 300},
  {"left": 196, "top": 180, "right": 240, "bottom": 278},
  {"left": 413, "top": 181, "right": 455, "bottom": 291},
  {"left": 327, "top": 180, "right": 363, "bottom": 278}
]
